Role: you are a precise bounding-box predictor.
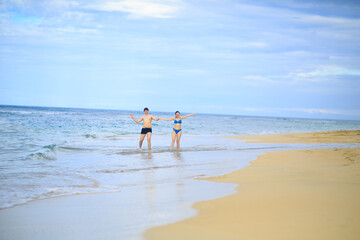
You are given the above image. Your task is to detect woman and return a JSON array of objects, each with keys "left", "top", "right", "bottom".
[{"left": 159, "top": 111, "right": 196, "bottom": 150}]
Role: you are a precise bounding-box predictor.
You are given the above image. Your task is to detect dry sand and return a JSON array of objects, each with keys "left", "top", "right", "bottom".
[{"left": 145, "top": 131, "right": 360, "bottom": 240}]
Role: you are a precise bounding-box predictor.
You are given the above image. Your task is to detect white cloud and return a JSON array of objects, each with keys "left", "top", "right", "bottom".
[
  {"left": 238, "top": 107, "right": 358, "bottom": 116},
  {"left": 297, "top": 14, "right": 360, "bottom": 27},
  {"left": 293, "top": 108, "right": 340, "bottom": 115},
  {"left": 235, "top": 2, "right": 360, "bottom": 28},
  {"left": 56, "top": 26, "right": 99, "bottom": 34},
  {"left": 44, "top": 0, "right": 79, "bottom": 8},
  {"left": 62, "top": 11, "right": 91, "bottom": 20},
  {"left": 283, "top": 108, "right": 360, "bottom": 117},
  {"left": 86, "top": 0, "right": 182, "bottom": 18},
  {"left": 222, "top": 41, "right": 268, "bottom": 49},
  {"left": 241, "top": 75, "right": 281, "bottom": 86},
  {"left": 282, "top": 51, "right": 313, "bottom": 57},
  {"left": 139, "top": 73, "right": 162, "bottom": 78},
  {"left": 0, "top": 13, "right": 99, "bottom": 37},
  {"left": 329, "top": 56, "right": 349, "bottom": 60},
  {"left": 206, "top": 106, "right": 360, "bottom": 118},
  {"left": 230, "top": 65, "right": 360, "bottom": 87},
  {"left": 4, "top": 0, "right": 80, "bottom": 14},
  {"left": 176, "top": 68, "right": 207, "bottom": 75},
  {"left": 296, "top": 66, "right": 360, "bottom": 78}
]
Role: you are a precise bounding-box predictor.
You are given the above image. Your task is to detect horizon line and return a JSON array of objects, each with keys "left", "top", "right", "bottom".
[{"left": 1, "top": 103, "right": 359, "bottom": 122}]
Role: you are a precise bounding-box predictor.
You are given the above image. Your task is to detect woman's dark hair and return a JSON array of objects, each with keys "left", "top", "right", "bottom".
[
  {"left": 175, "top": 111, "right": 180, "bottom": 115},
  {"left": 144, "top": 107, "right": 149, "bottom": 112}
]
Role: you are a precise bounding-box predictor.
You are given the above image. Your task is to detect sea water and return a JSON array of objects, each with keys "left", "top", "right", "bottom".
[
  {"left": 1, "top": 105, "right": 360, "bottom": 208},
  {"left": 0, "top": 105, "right": 359, "bottom": 239}
]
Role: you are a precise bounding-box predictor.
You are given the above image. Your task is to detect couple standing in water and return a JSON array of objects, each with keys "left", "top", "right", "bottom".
[{"left": 130, "top": 108, "right": 196, "bottom": 150}]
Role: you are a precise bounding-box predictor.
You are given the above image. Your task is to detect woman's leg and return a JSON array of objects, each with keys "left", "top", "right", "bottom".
[
  {"left": 171, "top": 130, "right": 176, "bottom": 150},
  {"left": 176, "top": 131, "right": 182, "bottom": 149}
]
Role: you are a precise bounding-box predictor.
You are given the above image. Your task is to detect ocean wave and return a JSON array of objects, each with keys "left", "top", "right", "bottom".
[
  {"left": 58, "top": 146, "right": 92, "bottom": 151},
  {"left": 107, "top": 145, "right": 285, "bottom": 156},
  {"left": 97, "top": 164, "right": 185, "bottom": 174},
  {"left": 111, "top": 146, "right": 228, "bottom": 155},
  {"left": 27, "top": 144, "right": 58, "bottom": 160},
  {"left": 43, "top": 144, "right": 57, "bottom": 151},
  {"left": 0, "top": 110, "right": 35, "bottom": 115},
  {"left": 84, "top": 134, "right": 97, "bottom": 139},
  {"left": 0, "top": 109, "right": 81, "bottom": 116},
  {"left": 29, "top": 152, "right": 56, "bottom": 160}
]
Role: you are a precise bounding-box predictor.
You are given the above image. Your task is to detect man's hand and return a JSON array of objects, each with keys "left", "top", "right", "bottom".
[{"left": 130, "top": 114, "right": 134, "bottom": 119}]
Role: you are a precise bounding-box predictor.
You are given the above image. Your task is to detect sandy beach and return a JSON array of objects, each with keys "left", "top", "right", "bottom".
[{"left": 145, "top": 130, "right": 360, "bottom": 240}]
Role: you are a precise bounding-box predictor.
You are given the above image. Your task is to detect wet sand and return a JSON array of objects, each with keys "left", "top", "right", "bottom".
[{"left": 145, "top": 131, "right": 360, "bottom": 240}]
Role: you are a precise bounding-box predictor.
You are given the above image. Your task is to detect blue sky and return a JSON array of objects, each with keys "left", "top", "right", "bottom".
[{"left": 1, "top": 0, "right": 360, "bottom": 120}]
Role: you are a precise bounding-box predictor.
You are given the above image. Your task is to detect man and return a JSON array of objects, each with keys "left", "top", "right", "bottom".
[{"left": 130, "top": 108, "right": 159, "bottom": 150}]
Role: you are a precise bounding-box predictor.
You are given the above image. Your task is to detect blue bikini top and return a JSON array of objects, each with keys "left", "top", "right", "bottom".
[{"left": 174, "top": 118, "right": 182, "bottom": 124}]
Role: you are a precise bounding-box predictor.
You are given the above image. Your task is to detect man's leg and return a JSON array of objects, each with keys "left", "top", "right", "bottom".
[
  {"left": 146, "top": 132, "right": 152, "bottom": 150},
  {"left": 139, "top": 134, "right": 146, "bottom": 149}
]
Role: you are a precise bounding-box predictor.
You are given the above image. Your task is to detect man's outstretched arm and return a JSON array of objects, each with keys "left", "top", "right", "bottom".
[
  {"left": 130, "top": 114, "right": 143, "bottom": 123},
  {"left": 151, "top": 115, "right": 160, "bottom": 121},
  {"left": 158, "top": 117, "right": 175, "bottom": 121}
]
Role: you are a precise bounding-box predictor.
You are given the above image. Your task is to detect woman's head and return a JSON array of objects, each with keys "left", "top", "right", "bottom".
[{"left": 175, "top": 111, "right": 180, "bottom": 117}]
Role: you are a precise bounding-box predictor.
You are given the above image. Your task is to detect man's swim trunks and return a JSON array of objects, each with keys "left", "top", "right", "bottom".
[{"left": 141, "top": 128, "right": 152, "bottom": 134}]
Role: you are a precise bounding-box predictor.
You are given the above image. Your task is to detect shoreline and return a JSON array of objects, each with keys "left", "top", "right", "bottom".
[{"left": 144, "top": 130, "right": 360, "bottom": 240}]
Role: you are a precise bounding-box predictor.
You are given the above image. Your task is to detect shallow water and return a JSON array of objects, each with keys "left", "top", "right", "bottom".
[{"left": 1, "top": 105, "right": 359, "bottom": 209}]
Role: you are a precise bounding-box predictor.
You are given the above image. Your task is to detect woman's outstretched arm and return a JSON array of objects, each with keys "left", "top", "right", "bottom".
[
  {"left": 181, "top": 113, "right": 196, "bottom": 120},
  {"left": 158, "top": 117, "right": 175, "bottom": 121}
]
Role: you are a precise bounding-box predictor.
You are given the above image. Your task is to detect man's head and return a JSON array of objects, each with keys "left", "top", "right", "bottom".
[{"left": 144, "top": 107, "right": 149, "bottom": 114}]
